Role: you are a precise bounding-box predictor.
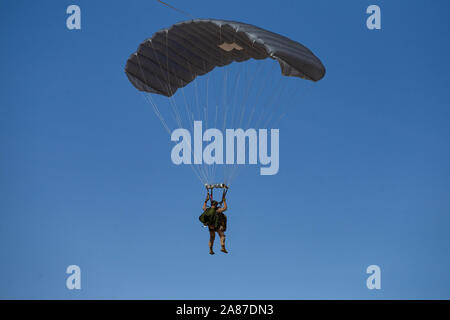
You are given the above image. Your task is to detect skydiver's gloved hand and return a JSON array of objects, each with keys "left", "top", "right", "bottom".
[{"left": 206, "top": 193, "right": 210, "bottom": 202}]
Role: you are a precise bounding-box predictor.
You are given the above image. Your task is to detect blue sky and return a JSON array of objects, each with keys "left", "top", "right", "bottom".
[{"left": 1, "top": 0, "right": 450, "bottom": 299}]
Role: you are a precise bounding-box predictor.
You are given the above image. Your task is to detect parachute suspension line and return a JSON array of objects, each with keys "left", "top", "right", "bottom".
[
  {"left": 221, "top": 68, "right": 231, "bottom": 186},
  {"left": 135, "top": 55, "right": 193, "bottom": 190},
  {"left": 205, "top": 71, "right": 210, "bottom": 132},
  {"left": 226, "top": 66, "right": 291, "bottom": 185},
  {"left": 224, "top": 62, "right": 246, "bottom": 185},
  {"left": 253, "top": 81, "right": 282, "bottom": 131},
  {"left": 141, "top": 36, "right": 209, "bottom": 185},
  {"left": 272, "top": 77, "right": 308, "bottom": 129},
  {"left": 135, "top": 53, "right": 172, "bottom": 135},
  {"left": 142, "top": 93, "right": 172, "bottom": 135},
  {"left": 227, "top": 61, "right": 285, "bottom": 186},
  {"left": 147, "top": 95, "right": 207, "bottom": 187},
  {"left": 207, "top": 31, "right": 226, "bottom": 182},
  {"left": 229, "top": 29, "right": 243, "bottom": 131},
  {"left": 137, "top": 41, "right": 176, "bottom": 131},
  {"left": 255, "top": 64, "right": 284, "bottom": 132},
  {"left": 229, "top": 69, "right": 242, "bottom": 134},
  {"left": 136, "top": 55, "right": 206, "bottom": 185},
  {"left": 163, "top": 31, "right": 184, "bottom": 128},
  {"left": 237, "top": 64, "right": 251, "bottom": 123},
  {"left": 204, "top": 73, "right": 209, "bottom": 126},
  {"left": 178, "top": 85, "right": 208, "bottom": 185},
  {"left": 224, "top": 62, "right": 246, "bottom": 186},
  {"left": 226, "top": 64, "right": 252, "bottom": 186},
  {"left": 143, "top": 39, "right": 179, "bottom": 128},
  {"left": 156, "top": 0, "right": 195, "bottom": 19},
  {"left": 180, "top": 61, "right": 210, "bottom": 184},
  {"left": 170, "top": 34, "right": 211, "bottom": 185},
  {"left": 191, "top": 60, "right": 208, "bottom": 184},
  {"left": 148, "top": 92, "right": 208, "bottom": 186},
  {"left": 245, "top": 62, "right": 275, "bottom": 129},
  {"left": 226, "top": 62, "right": 255, "bottom": 186},
  {"left": 262, "top": 84, "right": 287, "bottom": 128},
  {"left": 181, "top": 88, "right": 210, "bottom": 185},
  {"left": 215, "top": 24, "right": 234, "bottom": 186},
  {"left": 206, "top": 74, "right": 215, "bottom": 185},
  {"left": 212, "top": 80, "right": 220, "bottom": 184},
  {"left": 237, "top": 61, "right": 263, "bottom": 132}
]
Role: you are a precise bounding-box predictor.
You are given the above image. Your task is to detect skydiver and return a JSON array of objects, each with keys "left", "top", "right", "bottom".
[{"left": 200, "top": 190, "right": 228, "bottom": 255}]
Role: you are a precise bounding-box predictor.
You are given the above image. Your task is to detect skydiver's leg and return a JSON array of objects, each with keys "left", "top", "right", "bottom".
[
  {"left": 218, "top": 230, "right": 228, "bottom": 253},
  {"left": 209, "top": 230, "right": 215, "bottom": 255}
]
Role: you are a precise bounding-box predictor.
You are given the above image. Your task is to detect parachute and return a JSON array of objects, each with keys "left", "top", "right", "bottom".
[
  {"left": 124, "top": 19, "right": 326, "bottom": 186},
  {"left": 125, "top": 19, "right": 325, "bottom": 97}
]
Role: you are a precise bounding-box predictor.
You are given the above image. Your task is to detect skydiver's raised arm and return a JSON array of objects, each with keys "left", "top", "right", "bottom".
[
  {"left": 203, "top": 192, "right": 210, "bottom": 210},
  {"left": 217, "top": 199, "right": 227, "bottom": 213}
]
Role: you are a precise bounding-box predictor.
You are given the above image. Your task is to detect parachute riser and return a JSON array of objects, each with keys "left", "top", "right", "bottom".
[{"left": 205, "top": 184, "right": 229, "bottom": 205}]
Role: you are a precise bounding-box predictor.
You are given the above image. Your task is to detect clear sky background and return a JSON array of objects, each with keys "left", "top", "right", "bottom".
[{"left": 1, "top": 0, "right": 450, "bottom": 299}]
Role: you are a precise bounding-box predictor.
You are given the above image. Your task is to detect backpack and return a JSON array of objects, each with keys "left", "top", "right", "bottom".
[{"left": 199, "top": 207, "right": 219, "bottom": 228}]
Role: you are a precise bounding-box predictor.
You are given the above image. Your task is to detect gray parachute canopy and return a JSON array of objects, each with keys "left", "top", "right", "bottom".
[{"left": 125, "top": 19, "right": 326, "bottom": 97}]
